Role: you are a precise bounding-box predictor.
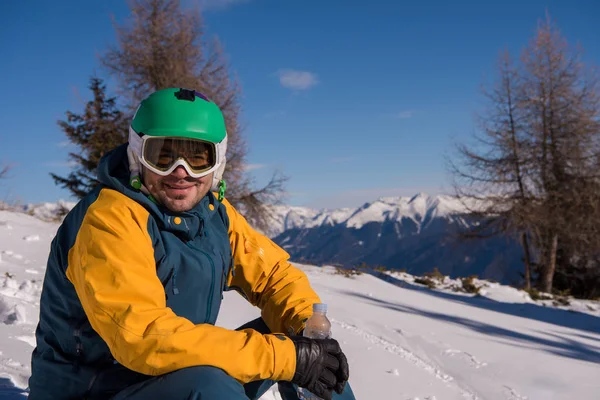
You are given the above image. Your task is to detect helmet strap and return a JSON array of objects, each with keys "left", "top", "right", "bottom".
[{"left": 218, "top": 179, "right": 227, "bottom": 201}]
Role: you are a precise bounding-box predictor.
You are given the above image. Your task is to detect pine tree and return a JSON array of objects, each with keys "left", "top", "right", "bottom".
[
  {"left": 100, "top": 0, "right": 287, "bottom": 231},
  {"left": 50, "top": 77, "right": 128, "bottom": 198}
]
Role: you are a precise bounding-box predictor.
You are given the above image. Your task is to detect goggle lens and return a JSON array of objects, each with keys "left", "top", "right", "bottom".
[{"left": 142, "top": 137, "right": 216, "bottom": 174}]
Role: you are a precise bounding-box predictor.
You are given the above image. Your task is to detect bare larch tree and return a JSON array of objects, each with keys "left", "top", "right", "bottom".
[
  {"left": 520, "top": 15, "right": 600, "bottom": 293},
  {"left": 449, "top": 14, "right": 600, "bottom": 295},
  {"left": 100, "top": 0, "right": 287, "bottom": 232},
  {"left": 448, "top": 51, "right": 535, "bottom": 289}
]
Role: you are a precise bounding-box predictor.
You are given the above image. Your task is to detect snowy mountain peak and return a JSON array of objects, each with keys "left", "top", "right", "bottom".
[
  {"left": 409, "top": 191, "right": 429, "bottom": 202},
  {"left": 344, "top": 193, "right": 466, "bottom": 229},
  {"left": 263, "top": 193, "right": 468, "bottom": 235},
  {"left": 408, "top": 192, "right": 431, "bottom": 220}
]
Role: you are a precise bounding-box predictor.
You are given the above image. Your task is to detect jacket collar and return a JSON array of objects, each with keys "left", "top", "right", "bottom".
[{"left": 96, "top": 144, "right": 216, "bottom": 240}]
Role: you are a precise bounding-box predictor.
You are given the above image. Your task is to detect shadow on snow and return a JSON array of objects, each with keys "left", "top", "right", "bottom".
[
  {"left": 0, "top": 378, "right": 28, "bottom": 399},
  {"left": 338, "top": 272, "right": 600, "bottom": 365},
  {"left": 368, "top": 271, "right": 600, "bottom": 336}
]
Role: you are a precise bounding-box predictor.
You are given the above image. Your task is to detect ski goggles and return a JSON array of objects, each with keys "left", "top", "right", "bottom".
[{"left": 140, "top": 136, "right": 219, "bottom": 178}]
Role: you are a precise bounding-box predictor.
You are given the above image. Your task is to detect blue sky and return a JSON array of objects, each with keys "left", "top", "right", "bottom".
[{"left": 1, "top": 0, "right": 599, "bottom": 209}]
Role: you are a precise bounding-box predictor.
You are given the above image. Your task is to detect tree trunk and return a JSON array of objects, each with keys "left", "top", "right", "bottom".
[
  {"left": 521, "top": 231, "right": 532, "bottom": 290},
  {"left": 541, "top": 233, "right": 558, "bottom": 293}
]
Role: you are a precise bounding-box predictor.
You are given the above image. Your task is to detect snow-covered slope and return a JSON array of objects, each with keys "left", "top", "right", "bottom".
[
  {"left": 1, "top": 209, "right": 599, "bottom": 399},
  {"left": 0, "top": 211, "right": 54, "bottom": 394},
  {"left": 0, "top": 200, "right": 77, "bottom": 223}
]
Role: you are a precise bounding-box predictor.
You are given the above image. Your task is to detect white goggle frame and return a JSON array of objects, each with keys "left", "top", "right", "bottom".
[{"left": 139, "top": 135, "right": 222, "bottom": 179}]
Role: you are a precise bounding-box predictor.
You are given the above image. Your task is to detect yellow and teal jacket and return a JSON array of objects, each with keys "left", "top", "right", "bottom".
[{"left": 28, "top": 144, "right": 320, "bottom": 399}]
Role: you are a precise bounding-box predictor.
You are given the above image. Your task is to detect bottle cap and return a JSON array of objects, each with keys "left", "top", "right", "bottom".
[{"left": 313, "top": 303, "right": 327, "bottom": 313}]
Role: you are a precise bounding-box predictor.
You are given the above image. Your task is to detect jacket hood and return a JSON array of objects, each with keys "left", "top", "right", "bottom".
[{"left": 97, "top": 144, "right": 153, "bottom": 209}]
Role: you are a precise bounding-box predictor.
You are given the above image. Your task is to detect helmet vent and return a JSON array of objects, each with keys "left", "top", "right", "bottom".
[
  {"left": 174, "top": 88, "right": 210, "bottom": 103},
  {"left": 174, "top": 88, "right": 197, "bottom": 102}
]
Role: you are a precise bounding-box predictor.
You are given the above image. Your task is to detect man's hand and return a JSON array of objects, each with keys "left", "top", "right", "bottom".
[{"left": 289, "top": 336, "right": 350, "bottom": 400}]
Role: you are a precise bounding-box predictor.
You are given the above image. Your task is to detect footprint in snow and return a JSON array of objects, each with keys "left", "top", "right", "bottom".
[
  {"left": 333, "top": 319, "right": 479, "bottom": 400},
  {"left": 1, "top": 251, "right": 23, "bottom": 260},
  {"left": 23, "top": 235, "right": 40, "bottom": 242},
  {"left": 443, "top": 349, "right": 487, "bottom": 369},
  {"left": 25, "top": 269, "right": 39, "bottom": 275},
  {"left": 15, "top": 336, "right": 36, "bottom": 347},
  {"left": 0, "top": 221, "right": 13, "bottom": 230},
  {"left": 503, "top": 385, "right": 528, "bottom": 400},
  {"left": 0, "top": 357, "right": 27, "bottom": 372},
  {"left": 0, "top": 299, "right": 27, "bottom": 325}
]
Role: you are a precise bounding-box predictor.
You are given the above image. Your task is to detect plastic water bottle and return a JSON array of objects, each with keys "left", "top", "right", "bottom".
[{"left": 297, "top": 303, "right": 332, "bottom": 400}]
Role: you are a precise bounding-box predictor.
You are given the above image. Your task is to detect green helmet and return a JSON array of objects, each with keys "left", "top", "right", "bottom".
[
  {"left": 127, "top": 88, "right": 228, "bottom": 198},
  {"left": 131, "top": 88, "right": 227, "bottom": 142}
]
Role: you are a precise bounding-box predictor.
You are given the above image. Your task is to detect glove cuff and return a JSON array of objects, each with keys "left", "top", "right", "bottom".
[{"left": 264, "top": 333, "right": 298, "bottom": 381}]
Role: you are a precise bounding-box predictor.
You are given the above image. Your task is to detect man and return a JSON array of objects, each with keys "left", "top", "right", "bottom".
[{"left": 29, "top": 88, "right": 355, "bottom": 400}]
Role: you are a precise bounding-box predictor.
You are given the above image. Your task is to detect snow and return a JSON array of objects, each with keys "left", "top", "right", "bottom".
[
  {"left": 21, "top": 200, "right": 76, "bottom": 222},
  {"left": 0, "top": 210, "right": 599, "bottom": 399},
  {"left": 261, "top": 193, "right": 476, "bottom": 236},
  {"left": 264, "top": 205, "right": 356, "bottom": 237},
  {"left": 346, "top": 200, "right": 397, "bottom": 228}
]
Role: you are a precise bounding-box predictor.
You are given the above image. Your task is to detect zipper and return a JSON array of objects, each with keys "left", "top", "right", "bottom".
[
  {"left": 172, "top": 266, "right": 179, "bottom": 295},
  {"left": 182, "top": 215, "right": 217, "bottom": 323},
  {"left": 72, "top": 321, "right": 86, "bottom": 372},
  {"left": 220, "top": 253, "right": 227, "bottom": 299},
  {"left": 219, "top": 268, "right": 224, "bottom": 300},
  {"left": 199, "top": 249, "right": 216, "bottom": 323}
]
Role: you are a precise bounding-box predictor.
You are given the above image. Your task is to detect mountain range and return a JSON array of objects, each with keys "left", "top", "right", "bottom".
[
  {"left": 265, "top": 193, "right": 524, "bottom": 284},
  {"left": 11, "top": 192, "right": 525, "bottom": 285}
]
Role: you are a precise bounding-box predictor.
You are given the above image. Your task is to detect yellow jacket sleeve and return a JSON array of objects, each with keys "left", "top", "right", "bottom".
[
  {"left": 65, "top": 189, "right": 296, "bottom": 382},
  {"left": 221, "top": 198, "right": 321, "bottom": 336}
]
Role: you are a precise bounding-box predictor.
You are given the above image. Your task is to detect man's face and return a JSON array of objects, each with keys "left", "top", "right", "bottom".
[{"left": 143, "top": 166, "right": 213, "bottom": 213}]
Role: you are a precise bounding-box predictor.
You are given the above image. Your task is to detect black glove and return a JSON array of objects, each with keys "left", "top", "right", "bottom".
[{"left": 289, "top": 335, "right": 350, "bottom": 400}]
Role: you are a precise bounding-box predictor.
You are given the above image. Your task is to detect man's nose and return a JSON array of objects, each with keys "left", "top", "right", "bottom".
[{"left": 170, "top": 165, "right": 190, "bottom": 178}]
